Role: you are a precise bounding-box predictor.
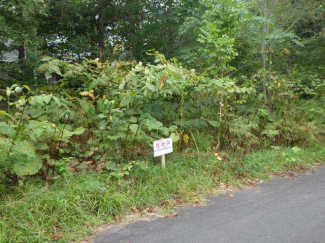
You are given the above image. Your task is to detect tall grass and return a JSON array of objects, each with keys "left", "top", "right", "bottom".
[{"left": 0, "top": 145, "right": 324, "bottom": 242}]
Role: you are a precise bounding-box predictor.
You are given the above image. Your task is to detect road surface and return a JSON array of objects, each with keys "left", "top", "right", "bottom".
[{"left": 96, "top": 167, "right": 325, "bottom": 243}]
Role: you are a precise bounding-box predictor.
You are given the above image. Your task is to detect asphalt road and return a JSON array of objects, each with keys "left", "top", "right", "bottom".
[{"left": 95, "top": 167, "right": 325, "bottom": 243}]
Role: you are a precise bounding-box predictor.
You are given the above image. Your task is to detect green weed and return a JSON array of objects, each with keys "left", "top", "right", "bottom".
[{"left": 0, "top": 145, "right": 324, "bottom": 242}]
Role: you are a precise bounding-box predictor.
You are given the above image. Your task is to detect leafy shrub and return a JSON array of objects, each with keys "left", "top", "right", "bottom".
[
  {"left": 0, "top": 138, "right": 42, "bottom": 179},
  {"left": 0, "top": 53, "right": 324, "bottom": 184}
]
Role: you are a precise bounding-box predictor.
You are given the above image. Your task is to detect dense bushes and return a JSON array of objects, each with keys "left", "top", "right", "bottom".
[{"left": 0, "top": 54, "right": 324, "bottom": 184}]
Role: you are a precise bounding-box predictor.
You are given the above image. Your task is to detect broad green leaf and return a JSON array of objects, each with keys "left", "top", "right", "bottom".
[
  {"left": 72, "top": 127, "right": 86, "bottom": 135},
  {"left": 0, "top": 124, "right": 16, "bottom": 138},
  {"left": 79, "top": 99, "right": 90, "bottom": 113},
  {"left": 146, "top": 84, "right": 156, "bottom": 92},
  {"left": 9, "top": 141, "right": 42, "bottom": 177},
  {"left": 43, "top": 95, "right": 52, "bottom": 104},
  {"left": 39, "top": 143, "right": 48, "bottom": 150},
  {"left": 31, "top": 96, "right": 44, "bottom": 106},
  {"left": 12, "top": 157, "right": 42, "bottom": 177},
  {"left": 97, "top": 114, "right": 107, "bottom": 119},
  {"left": 107, "top": 133, "right": 125, "bottom": 140},
  {"left": 26, "top": 109, "right": 44, "bottom": 118},
  {"left": 130, "top": 124, "right": 139, "bottom": 134},
  {"left": 130, "top": 117, "right": 137, "bottom": 123},
  {"left": 144, "top": 119, "right": 163, "bottom": 131},
  {"left": 62, "top": 127, "right": 85, "bottom": 139},
  {"left": 52, "top": 96, "right": 62, "bottom": 106},
  {"left": 98, "top": 120, "right": 107, "bottom": 129},
  {"left": 208, "top": 120, "right": 220, "bottom": 127},
  {"left": 171, "top": 133, "right": 180, "bottom": 143},
  {"left": 34, "top": 127, "right": 44, "bottom": 138},
  {"left": 52, "top": 66, "right": 62, "bottom": 76}
]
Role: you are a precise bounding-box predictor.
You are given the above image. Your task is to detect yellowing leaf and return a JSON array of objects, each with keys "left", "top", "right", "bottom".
[
  {"left": 183, "top": 134, "right": 189, "bottom": 144},
  {"left": 89, "top": 93, "right": 95, "bottom": 99},
  {"left": 80, "top": 91, "right": 90, "bottom": 96},
  {"left": 80, "top": 90, "right": 95, "bottom": 99},
  {"left": 217, "top": 156, "right": 222, "bottom": 161},
  {"left": 0, "top": 110, "right": 7, "bottom": 116},
  {"left": 22, "top": 85, "right": 31, "bottom": 91}
]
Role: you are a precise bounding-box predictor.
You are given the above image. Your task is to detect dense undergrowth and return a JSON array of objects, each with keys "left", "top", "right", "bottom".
[
  {"left": 0, "top": 54, "right": 324, "bottom": 184},
  {"left": 0, "top": 53, "right": 324, "bottom": 243},
  {"left": 0, "top": 0, "right": 324, "bottom": 242},
  {"left": 0, "top": 145, "right": 324, "bottom": 243}
]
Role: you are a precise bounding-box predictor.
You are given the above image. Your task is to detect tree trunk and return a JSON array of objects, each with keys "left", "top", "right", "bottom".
[
  {"left": 261, "top": 39, "right": 268, "bottom": 107},
  {"left": 260, "top": 0, "right": 269, "bottom": 108},
  {"left": 17, "top": 3, "right": 25, "bottom": 60},
  {"left": 18, "top": 45, "right": 25, "bottom": 59},
  {"left": 98, "top": 10, "right": 106, "bottom": 61}
]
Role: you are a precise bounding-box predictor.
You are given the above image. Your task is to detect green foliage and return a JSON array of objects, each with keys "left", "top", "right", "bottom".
[
  {"left": 0, "top": 139, "right": 42, "bottom": 178},
  {"left": 0, "top": 145, "right": 324, "bottom": 242},
  {"left": 0, "top": 1, "right": 324, "bottom": 241},
  {"left": 1, "top": 47, "right": 325, "bottom": 184},
  {"left": 198, "top": 0, "right": 248, "bottom": 76},
  {"left": 0, "top": 0, "right": 324, "bottom": 186}
]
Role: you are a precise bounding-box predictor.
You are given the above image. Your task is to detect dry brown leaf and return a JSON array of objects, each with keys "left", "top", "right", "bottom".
[
  {"left": 159, "top": 76, "right": 166, "bottom": 90},
  {"left": 166, "top": 213, "right": 178, "bottom": 218},
  {"left": 50, "top": 233, "right": 64, "bottom": 240},
  {"left": 131, "top": 206, "right": 139, "bottom": 213},
  {"left": 84, "top": 161, "right": 94, "bottom": 165},
  {"left": 228, "top": 194, "right": 234, "bottom": 198}
]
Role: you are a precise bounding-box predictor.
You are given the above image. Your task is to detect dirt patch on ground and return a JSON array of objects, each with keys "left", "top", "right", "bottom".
[{"left": 81, "top": 212, "right": 163, "bottom": 243}]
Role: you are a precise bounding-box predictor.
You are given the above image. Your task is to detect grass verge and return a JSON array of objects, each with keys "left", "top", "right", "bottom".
[{"left": 0, "top": 145, "right": 324, "bottom": 243}]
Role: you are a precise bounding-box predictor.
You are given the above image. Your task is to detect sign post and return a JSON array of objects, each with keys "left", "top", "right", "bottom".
[
  {"left": 153, "top": 138, "right": 173, "bottom": 168},
  {"left": 161, "top": 154, "right": 166, "bottom": 169}
]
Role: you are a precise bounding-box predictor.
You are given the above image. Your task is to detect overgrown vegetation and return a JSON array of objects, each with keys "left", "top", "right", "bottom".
[
  {"left": 1, "top": 146, "right": 324, "bottom": 242},
  {"left": 0, "top": 0, "right": 324, "bottom": 242},
  {"left": 0, "top": 53, "right": 324, "bottom": 182}
]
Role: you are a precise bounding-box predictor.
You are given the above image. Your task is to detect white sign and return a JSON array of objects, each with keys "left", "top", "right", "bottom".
[{"left": 153, "top": 138, "right": 173, "bottom": 157}]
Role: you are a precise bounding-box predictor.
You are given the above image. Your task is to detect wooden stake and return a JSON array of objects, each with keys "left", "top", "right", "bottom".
[{"left": 161, "top": 154, "right": 166, "bottom": 169}]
